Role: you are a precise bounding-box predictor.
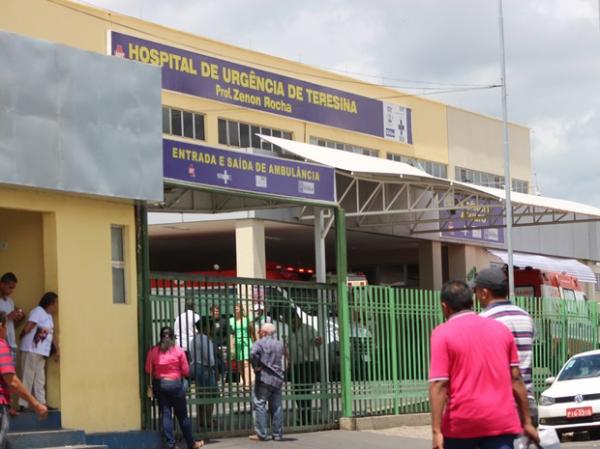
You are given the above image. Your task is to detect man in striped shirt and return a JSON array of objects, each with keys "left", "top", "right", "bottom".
[{"left": 474, "top": 267, "right": 537, "bottom": 425}]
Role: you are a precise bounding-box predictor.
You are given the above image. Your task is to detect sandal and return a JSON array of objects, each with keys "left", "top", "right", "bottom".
[{"left": 192, "top": 441, "right": 205, "bottom": 448}]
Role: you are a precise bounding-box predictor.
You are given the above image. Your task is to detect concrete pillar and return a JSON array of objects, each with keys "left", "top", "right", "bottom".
[
  {"left": 235, "top": 219, "right": 266, "bottom": 278},
  {"left": 418, "top": 240, "right": 443, "bottom": 290},
  {"left": 447, "top": 244, "right": 478, "bottom": 282}
]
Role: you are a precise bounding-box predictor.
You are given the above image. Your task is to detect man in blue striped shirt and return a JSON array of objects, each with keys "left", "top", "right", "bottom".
[{"left": 474, "top": 267, "right": 538, "bottom": 426}]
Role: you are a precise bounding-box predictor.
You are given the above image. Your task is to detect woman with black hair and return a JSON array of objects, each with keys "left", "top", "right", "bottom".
[
  {"left": 18, "top": 291, "right": 59, "bottom": 411},
  {"left": 145, "top": 326, "right": 204, "bottom": 449}
]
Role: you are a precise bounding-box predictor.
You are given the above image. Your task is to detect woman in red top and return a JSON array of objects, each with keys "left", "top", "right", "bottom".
[{"left": 145, "top": 326, "right": 203, "bottom": 449}]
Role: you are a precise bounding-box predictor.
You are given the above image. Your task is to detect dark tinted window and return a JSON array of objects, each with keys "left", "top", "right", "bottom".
[
  {"left": 218, "top": 119, "right": 227, "bottom": 144},
  {"left": 171, "top": 109, "right": 182, "bottom": 136},
  {"left": 183, "top": 111, "right": 194, "bottom": 138}
]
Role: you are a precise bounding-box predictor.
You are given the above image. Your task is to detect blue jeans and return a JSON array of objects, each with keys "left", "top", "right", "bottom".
[
  {"left": 253, "top": 382, "right": 283, "bottom": 440},
  {"left": 154, "top": 379, "right": 194, "bottom": 449},
  {"left": 0, "top": 405, "right": 9, "bottom": 449},
  {"left": 445, "top": 434, "right": 516, "bottom": 449}
]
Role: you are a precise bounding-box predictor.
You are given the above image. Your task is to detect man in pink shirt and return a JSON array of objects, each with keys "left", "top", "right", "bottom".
[{"left": 429, "top": 281, "right": 538, "bottom": 449}]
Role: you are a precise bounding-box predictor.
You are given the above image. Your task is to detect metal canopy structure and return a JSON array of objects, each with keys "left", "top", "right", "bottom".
[
  {"left": 258, "top": 135, "right": 600, "bottom": 236},
  {"left": 152, "top": 182, "right": 311, "bottom": 214}
]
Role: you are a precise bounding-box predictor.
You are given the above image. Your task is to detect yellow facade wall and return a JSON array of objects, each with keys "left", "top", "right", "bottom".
[
  {"left": 0, "top": 186, "right": 140, "bottom": 432},
  {"left": 447, "top": 106, "right": 532, "bottom": 185}
]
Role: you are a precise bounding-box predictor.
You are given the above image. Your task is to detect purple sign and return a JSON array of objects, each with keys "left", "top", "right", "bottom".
[
  {"left": 441, "top": 199, "right": 505, "bottom": 244},
  {"left": 109, "top": 32, "right": 412, "bottom": 144},
  {"left": 163, "top": 139, "right": 335, "bottom": 203}
]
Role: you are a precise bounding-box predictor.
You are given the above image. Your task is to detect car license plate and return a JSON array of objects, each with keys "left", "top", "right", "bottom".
[{"left": 566, "top": 407, "right": 592, "bottom": 418}]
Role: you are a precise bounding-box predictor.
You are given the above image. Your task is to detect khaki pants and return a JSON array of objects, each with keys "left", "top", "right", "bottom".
[{"left": 19, "top": 351, "right": 46, "bottom": 407}]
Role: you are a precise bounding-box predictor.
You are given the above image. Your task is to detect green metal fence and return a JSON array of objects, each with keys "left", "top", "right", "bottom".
[
  {"left": 346, "top": 286, "right": 599, "bottom": 417},
  {"left": 146, "top": 273, "right": 340, "bottom": 437},
  {"left": 143, "top": 278, "right": 600, "bottom": 432}
]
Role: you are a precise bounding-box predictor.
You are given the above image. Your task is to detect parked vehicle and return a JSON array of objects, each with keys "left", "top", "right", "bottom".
[
  {"left": 514, "top": 267, "right": 586, "bottom": 301},
  {"left": 539, "top": 350, "right": 600, "bottom": 438}
]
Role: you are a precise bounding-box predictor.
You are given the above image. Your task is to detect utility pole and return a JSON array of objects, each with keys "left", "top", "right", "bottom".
[{"left": 498, "top": 0, "right": 515, "bottom": 298}]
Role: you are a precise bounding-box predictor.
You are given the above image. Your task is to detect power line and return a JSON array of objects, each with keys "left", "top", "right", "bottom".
[{"left": 56, "top": 0, "right": 498, "bottom": 92}]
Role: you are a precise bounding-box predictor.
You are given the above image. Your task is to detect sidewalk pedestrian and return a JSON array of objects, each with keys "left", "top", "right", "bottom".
[
  {"left": 19, "top": 292, "right": 59, "bottom": 412},
  {"left": 174, "top": 299, "right": 200, "bottom": 358},
  {"left": 145, "top": 326, "right": 204, "bottom": 449},
  {"left": 474, "top": 267, "right": 537, "bottom": 426},
  {"left": 0, "top": 311, "right": 48, "bottom": 447},
  {"left": 429, "top": 280, "right": 539, "bottom": 449},
  {"left": 0, "top": 272, "right": 25, "bottom": 417},
  {"left": 249, "top": 322, "right": 284, "bottom": 442}
]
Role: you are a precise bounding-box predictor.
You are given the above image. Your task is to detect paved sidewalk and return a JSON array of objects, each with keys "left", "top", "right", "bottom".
[{"left": 201, "top": 430, "right": 430, "bottom": 449}]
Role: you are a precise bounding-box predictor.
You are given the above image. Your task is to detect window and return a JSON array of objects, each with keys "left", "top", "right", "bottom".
[
  {"left": 217, "top": 118, "right": 292, "bottom": 155},
  {"left": 309, "top": 137, "right": 379, "bottom": 158},
  {"left": 162, "top": 106, "right": 205, "bottom": 141},
  {"left": 595, "top": 273, "right": 600, "bottom": 292},
  {"left": 387, "top": 153, "right": 448, "bottom": 178},
  {"left": 111, "top": 226, "right": 126, "bottom": 304},
  {"left": 454, "top": 166, "right": 528, "bottom": 193},
  {"left": 512, "top": 179, "right": 529, "bottom": 194}
]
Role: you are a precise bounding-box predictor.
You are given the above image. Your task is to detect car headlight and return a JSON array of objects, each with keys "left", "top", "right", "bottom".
[{"left": 540, "top": 395, "right": 555, "bottom": 406}]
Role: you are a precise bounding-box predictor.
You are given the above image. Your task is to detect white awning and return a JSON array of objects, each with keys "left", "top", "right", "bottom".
[
  {"left": 455, "top": 182, "right": 600, "bottom": 219},
  {"left": 259, "top": 134, "right": 434, "bottom": 178},
  {"left": 260, "top": 134, "right": 600, "bottom": 220},
  {"left": 488, "top": 250, "right": 596, "bottom": 283}
]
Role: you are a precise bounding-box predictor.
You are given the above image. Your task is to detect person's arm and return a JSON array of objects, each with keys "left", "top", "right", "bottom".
[
  {"left": 179, "top": 348, "right": 190, "bottom": 378},
  {"left": 428, "top": 328, "right": 449, "bottom": 449},
  {"left": 19, "top": 321, "right": 36, "bottom": 340},
  {"left": 512, "top": 366, "right": 539, "bottom": 444},
  {"left": 250, "top": 341, "right": 262, "bottom": 372},
  {"left": 429, "top": 380, "right": 448, "bottom": 449},
  {"left": 144, "top": 347, "right": 155, "bottom": 376},
  {"left": 248, "top": 321, "right": 256, "bottom": 343},
  {"left": 3, "top": 373, "right": 47, "bottom": 418}
]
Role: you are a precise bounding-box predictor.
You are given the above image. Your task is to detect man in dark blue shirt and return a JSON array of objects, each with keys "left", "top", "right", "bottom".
[{"left": 249, "top": 322, "right": 284, "bottom": 441}]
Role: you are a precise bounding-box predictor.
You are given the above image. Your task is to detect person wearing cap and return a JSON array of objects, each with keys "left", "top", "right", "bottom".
[
  {"left": 473, "top": 267, "right": 537, "bottom": 426},
  {"left": 429, "top": 280, "right": 539, "bottom": 449}
]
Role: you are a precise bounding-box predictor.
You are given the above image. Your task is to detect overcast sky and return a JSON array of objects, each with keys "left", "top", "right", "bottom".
[{"left": 81, "top": 0, "right": 600, "bottom": 205}]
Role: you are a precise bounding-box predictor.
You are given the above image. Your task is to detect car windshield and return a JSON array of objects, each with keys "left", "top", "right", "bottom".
[{"left": 558, "top": 354, "right": 600, "bottom": 381}]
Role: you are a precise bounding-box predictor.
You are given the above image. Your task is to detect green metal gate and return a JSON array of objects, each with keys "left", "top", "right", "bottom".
[{"left": 144, "top": 273, "right": 340, "bottom": 437}]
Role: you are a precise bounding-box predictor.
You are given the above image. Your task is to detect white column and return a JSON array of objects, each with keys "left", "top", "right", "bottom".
[
  {"left": 418, "top": 240, "right": 443, "bottom": 290},
  {"left": 235, "top": 219, "right": 266, "bottom": 279},
  {"left": 314, "top": 209, "right": 326, "bottom": 283}
]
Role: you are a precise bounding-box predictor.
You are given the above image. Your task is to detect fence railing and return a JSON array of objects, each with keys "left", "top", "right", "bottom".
[
  {"left": 143, "top": 277, "right": 600, "bottom": 433},
  {"left": 146, "top": 273, "right": 340, "bottom": 437},
  {"left": 347, "top": 286, "right": 599, "bottom": 417}
]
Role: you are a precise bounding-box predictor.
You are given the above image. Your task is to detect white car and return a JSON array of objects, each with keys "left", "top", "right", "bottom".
[{"left": 539, "top": 349, "right": 600, "bottom": 437}]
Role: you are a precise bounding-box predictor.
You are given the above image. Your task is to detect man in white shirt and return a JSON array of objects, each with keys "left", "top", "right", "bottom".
[
  {"left": 0, "top": 273, "right": 25, "bottom": 416},
  {"left": 288, "top": 313, "right": 322, "bottom": 425},
  {"left": 174, "top": 299, "right": 200, "bottom": 356}
]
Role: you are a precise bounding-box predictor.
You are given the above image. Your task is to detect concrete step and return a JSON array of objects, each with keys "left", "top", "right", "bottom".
[
  {"left": 8, "top": 429, "right": 86, "bottom": 449},
  {"left": 35, "top": 446, "right": 107, "bottom": 449},
  {"left": 9, "top": 409, "right": 62, "bottom": 432}
]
